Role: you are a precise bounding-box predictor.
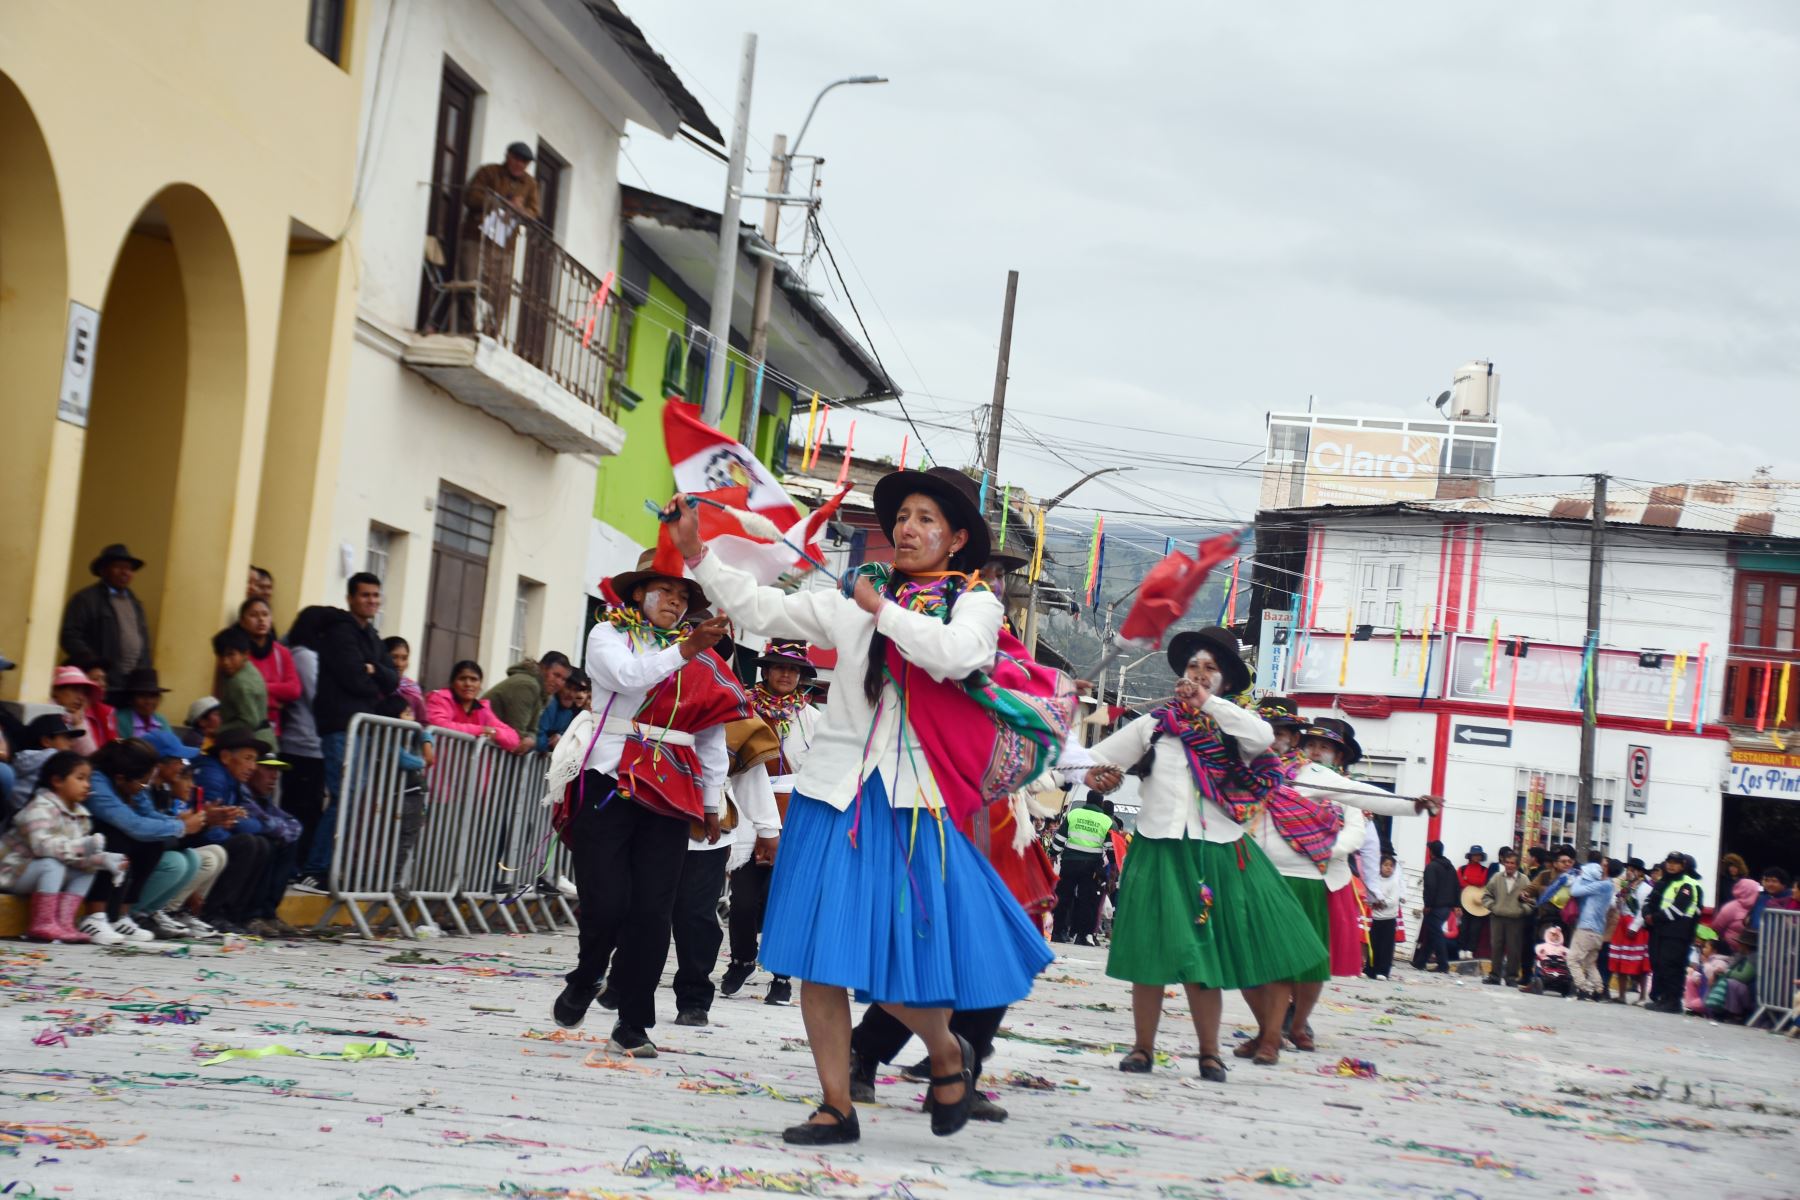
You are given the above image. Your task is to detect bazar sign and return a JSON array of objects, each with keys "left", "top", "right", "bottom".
[
  {"left": 1726, "top": 761, "right": 1800, "bottom": 799},
  {"left": 1446, "top": 637, "right": 1700, "bottom": 720},
  {"left": 1302, "top": 428, "right": 1443, "bottom": 505}
]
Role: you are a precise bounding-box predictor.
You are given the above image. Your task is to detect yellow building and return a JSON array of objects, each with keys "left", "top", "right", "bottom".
[{"left": 0, "top": 1, "right": 367, "bottom": 705}]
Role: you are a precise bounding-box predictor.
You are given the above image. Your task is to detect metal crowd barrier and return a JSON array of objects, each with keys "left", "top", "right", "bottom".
[
  {"left": 317, "top": 714, "right": 574, "bottom": 939},
  {"left": 1749, "top": 908, "right": 1799, "bottom": 1033}
]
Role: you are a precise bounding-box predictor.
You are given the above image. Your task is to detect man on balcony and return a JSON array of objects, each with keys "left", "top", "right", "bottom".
[{"left": 458, "top": 141, "right": 542, "bottom": 335}]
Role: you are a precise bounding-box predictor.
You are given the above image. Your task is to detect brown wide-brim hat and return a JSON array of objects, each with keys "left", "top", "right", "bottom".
[
  {"left": 607, "top": 549, "right": 709, "bottom": 616},
  {"left": 1166, "top": 627, "right": 1250, "bottom": 695},
  {"left": 871, "top": 467, "right": 990, "bottom": 572}
]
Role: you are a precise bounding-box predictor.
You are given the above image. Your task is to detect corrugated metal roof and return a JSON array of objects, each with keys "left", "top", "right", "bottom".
[
  {"left": 582, "top": 1, "right": 723, "bottom": 144},
  {"left": 1276, "top": 480, "right": 1800, "bottom": 540}
]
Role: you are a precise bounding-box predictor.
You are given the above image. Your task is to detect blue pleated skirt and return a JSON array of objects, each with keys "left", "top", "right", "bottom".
[{"left": 760, "top": 775, "right": 1054, "bottom": 1009}]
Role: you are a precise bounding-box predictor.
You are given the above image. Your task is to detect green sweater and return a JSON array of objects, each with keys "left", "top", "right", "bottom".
[{"left": 218, "top": 663, "right": 276, "bottom": 753}]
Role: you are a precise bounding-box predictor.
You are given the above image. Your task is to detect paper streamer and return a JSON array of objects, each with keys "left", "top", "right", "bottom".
[
  {"left": 1417, "top": 605, "right": 1434, "bottom": 686},
  {"left": 1486, "top": 618, "right": 1500, "bottom": 692},
  {"left": 1226, "top": 557, "right": 1240, "bottom": 625},
  {"left": 978, "top": 469, "right": 989, "bottom": 516},
  {"left": 1776, "top": 661, "right": 1792, "bottom": 750},
  {"left": 801, "top": 390, "right": 821, "bottom": 467},
  {"left": 1083, "top": 514, "right": 1104, "bottom": 605},
  {"left": 998, "top": 486, "right": 1011, "bottom": 547},
  {"left": 1339, "top": 607, "right": 1353, "bottom": 687},
  {"left": 898, "top": 434, "right": 909, "bottom": 472},
  {"left": 1507, "top": 639, "right": 1521, "bottom": 727},
  {"left": 1757, "top": 661, "right": 1773, "bottom": 732},
  {"left": 1392, "top": 598, "right": 1405, "bottom": 676},
  {"left": 200, "top": 1040, "right": 413, "bottom": 1067},
  {"left": 807, "top": 408, "right": 828, "bottom": 471},
  {"left": 834, "top": 419, "right": 856, "bottom": 487},
  {"left": 1090, "top": 531, "right": 1107, "bottom": 611},
  {"left": 1690, "top": 643, "right": 1708, "bottom": 730},
  {"left": 579, "top": 270, "right": 615, "bottom": 348},
  {"left": 1664, "top": 654, "right": 1684, "bottom": 728},
  {"left": 1028, "top": 509, "right": 1046, "bottom": 584}
]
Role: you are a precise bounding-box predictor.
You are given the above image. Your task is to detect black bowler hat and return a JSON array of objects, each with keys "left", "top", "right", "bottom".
[
  {"left": 756, "top": 639, "right": 817, "bottom": 677},
  {"left": 90, "top": 543, "right": 145, "bottom": 575},
  {"left": 871, "top": 467, "right": 990, "bottom": 572},
  {"left": 1299, "top": 716, "right": 1364, "bottom": 767},
  {"left": 1257, "top": 696, "right": 1303, "bottom": 728},
  {"left": 1166, "top": 627, "right": 1250, "bottom": 695}
]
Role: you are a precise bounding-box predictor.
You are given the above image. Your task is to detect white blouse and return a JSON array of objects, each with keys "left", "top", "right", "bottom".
[
  {"left": 1258, "top": 763, "right": 1423, "bottom": 889},
  {"left": 580, "top": 621, "right": 728, "bottom": 813},
  {"left": 691, "top": 553, "right": 1004, "bottom": 813},
  {"left": 1089, "top": 697, "right": 1275, "bottom": 843}
]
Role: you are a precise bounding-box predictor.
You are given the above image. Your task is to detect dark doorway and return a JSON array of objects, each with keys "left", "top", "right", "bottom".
[
  {"left": 421, "top": 486, "right": 496, "bottom": 693},
  {"left": 1719, "top": 793, "right": 1800, "bottom": 884},
  {"left": 517, "top": 139, "right": 566, "bottom": 367},
  {"left": 418, "top": 60, "right": 479, "bottom": 332}
]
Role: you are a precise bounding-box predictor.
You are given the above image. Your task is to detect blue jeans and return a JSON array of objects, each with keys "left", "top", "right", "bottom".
[{"left": 302, "top": 732, "right": 349, "bottom": 877}]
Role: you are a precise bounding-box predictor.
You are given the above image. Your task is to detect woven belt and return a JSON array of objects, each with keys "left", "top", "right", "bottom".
[{"left": 602, "top": 716, "right": 696, "bottom": 747}]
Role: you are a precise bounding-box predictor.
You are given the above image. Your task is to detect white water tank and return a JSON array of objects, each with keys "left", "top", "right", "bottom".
[{"left": 1449, "top": 360, "right": 1500, "bottom": 421}]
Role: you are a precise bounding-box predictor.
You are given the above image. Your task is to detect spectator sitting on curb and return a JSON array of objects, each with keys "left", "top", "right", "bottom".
[
  {"left": 110, "top": 667, "right": 174, "bottom": 742},
  {"left": 182, "top": 696, "right": 223, "bottom": 751},
  {"left": 7, "top": 715, "right": 85, "bottom": 820},
  {"left": 50, "top": 665, "right": 108, "bottom": 755}
]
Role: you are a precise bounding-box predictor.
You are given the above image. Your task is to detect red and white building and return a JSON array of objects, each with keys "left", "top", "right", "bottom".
[{"left": 1249, "top": 480, "right": 1800, "bottom": 878}]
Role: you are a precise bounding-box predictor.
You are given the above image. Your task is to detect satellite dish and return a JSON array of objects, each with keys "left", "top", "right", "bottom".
[{"left": 1432, "top": 390, "right": 1452, "bottom": 412}]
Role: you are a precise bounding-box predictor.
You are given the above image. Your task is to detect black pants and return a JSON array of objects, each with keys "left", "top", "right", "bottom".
[
  {"left": 726, "top": 861, "right": 788, "bottom": 981},
  {"left": 565, "top": 773, "right": 690, "bottom": 1032},
  {"left": 1649, "top": 928, "right": 1691, "bottom": 1006},
  {"left": 281, "top": 755, "right": 326, "bottom": 869},
  {"left": 1052, "top": 850, "right": 1104, "bottom": 941},
  {"left": 851, "top": 1003, "right": 1007, "bottom": 1081},
  {"left": 1366, "top": 918, "right": 1397, "bottom": 978},
  {"left": 1459, "top": 912, "right": 1487, "bottom": 956},
  {"left": 204, "top": 832, "right": 271, "bottom": 922},
  {"left": 1413, "top": 906, "right": 1453, "bottom": 970},
  {"left": 670, "top": 846, "right": 730, "bottom": 1013},
  {"left": 251, "top": 838, "right": 300, "bottom": 919},
  {"left": 88, "top": 821, "right": 175, "bottom": 919},
  {"left": 1488, "top": 914, "right": 1529, "bottom": 983}
]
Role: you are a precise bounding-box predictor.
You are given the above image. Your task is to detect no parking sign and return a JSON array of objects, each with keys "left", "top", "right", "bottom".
[{"left": 1625, "top": 745, "right": 1650, "bottom": 815}]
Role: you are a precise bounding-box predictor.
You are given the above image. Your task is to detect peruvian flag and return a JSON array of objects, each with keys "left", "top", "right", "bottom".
[
  {"left": 1116, "top": 529, "right": 1247, "bottom": 647},
  {"left": 660, "top": 400, "right": 848, "bottom": 585}
]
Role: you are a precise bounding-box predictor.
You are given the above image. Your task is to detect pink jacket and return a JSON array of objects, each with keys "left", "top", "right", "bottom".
[
  {"left": 1711, "top": 876, "right": 1762, "bottom": 951},
  {"left": 249, "top": 641, "right": 302, "bottom": 736},
  {"left": 424, "top": 689, "right": 521, "bottom": 750}
]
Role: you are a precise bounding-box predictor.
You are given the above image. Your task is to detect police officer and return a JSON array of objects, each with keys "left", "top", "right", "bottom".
[
  {"left": 1644, "top": 851, "right": 1703, "bottom": 1013},
  {"left": 1053, "top": 792, "right": 1116, "bottom": 945}
]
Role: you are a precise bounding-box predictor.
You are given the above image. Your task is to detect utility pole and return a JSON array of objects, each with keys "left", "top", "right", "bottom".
[
  {"left": 982, "top": 270, "right": 1019, "bottom": 518},
  {"left": 738, "top": 132, "right": 788, "bottom": 451},
  {"left": 702, "top": 33, "right": 756, "bottom": 428},
  {"left": 1574, "top": 472, "right": 1608, "bottom": 853}
]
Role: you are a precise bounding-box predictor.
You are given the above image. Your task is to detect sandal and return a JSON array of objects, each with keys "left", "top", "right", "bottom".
[
  {"left": 1287, "top": 1025, "right": 1316, "bottom": 1052},
  {"left": 924, "top": 1035, "right": 975, "bottom": 1137},
  {"left": 1118, "top": 1047, "right": 1155, "bottom": 1073},
  {"left": 1252, "top": 1040, "right": 1280, "bottom": 1066},
  {"left": 1231, "top": 1036, "right": 1262, "bottom": 1060},
  {"left": 1198, "top": 1054, "right": 1229, "bottom": 1083},
  {"left": 782, "top": 1103, "right": 860, "bottom": 1145}
]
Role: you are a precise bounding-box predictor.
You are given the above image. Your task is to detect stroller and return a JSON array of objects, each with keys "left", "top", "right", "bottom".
[{"left": 1527, "top": 926, "right": 1574, "bottom": 996}]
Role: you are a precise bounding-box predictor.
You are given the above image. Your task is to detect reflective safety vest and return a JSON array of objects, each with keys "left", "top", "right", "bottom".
[
  {"left": 1659, "top": 879, "right": 1701, "bottom": 920},
  {"left": 1065, "top": 805, "right": 1113, "bottom": 853}
]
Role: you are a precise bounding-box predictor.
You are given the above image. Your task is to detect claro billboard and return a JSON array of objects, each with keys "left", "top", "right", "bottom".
[{"left": 1300, "top": 428, "right": 1442, "bottom": 504}]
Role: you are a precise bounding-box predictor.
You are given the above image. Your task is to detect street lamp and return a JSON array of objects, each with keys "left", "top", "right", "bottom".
[{"left": 789, "top": 75, "right": 889, "bottom": 161}]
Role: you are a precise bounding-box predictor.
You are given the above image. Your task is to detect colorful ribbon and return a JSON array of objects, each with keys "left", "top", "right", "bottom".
[{"left": 200, "top": 1040, "right": 414, "bottom": 1067}]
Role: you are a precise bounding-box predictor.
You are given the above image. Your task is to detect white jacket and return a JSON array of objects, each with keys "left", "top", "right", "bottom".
[
  {"left": 1088, "top": 698, "right": 1274, "bottom": 843},
  {"left": 692, "top": 553, "right": 1003, "bottom": 813}
]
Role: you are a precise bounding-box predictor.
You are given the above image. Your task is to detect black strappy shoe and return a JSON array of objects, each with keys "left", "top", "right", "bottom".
[
  {"left": 924, "top": 1035, "right": 975, "bottom": 1137},
  {"left": 1118, "top": 1047, "right": 1154, "bottom": 1072},
  {"left": 1198, "top": 1054, "right": 1229, "bottom": 1083},
  {"left": 782, "top": 1103, "right": 860, "bottom": 1145}
]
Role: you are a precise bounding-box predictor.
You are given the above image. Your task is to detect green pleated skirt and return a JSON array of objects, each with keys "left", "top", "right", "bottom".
[
  {"left": 1279, "top": 875, "right": 1332, "bottom": 984},
  {"left": 1106, "top": 835, "right": 1329, "bottom": 989}
]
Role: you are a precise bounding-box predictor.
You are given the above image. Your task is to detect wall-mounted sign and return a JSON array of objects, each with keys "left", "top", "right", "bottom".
[
  {"left": 1446, "top": 636, "right": 1700, "bottom": 721},
  {"left": 1625, "top": 745, "right": 1650, "bottom": 815},
  {"left": 58, "top": 302, "right": 100, "bottom": 428},
  {"left": 1300, "top": 428, "right": 1443, "bottom": 506},
  {"left": 1725, "top": 760, "right": 1800, "bottom": 800}
]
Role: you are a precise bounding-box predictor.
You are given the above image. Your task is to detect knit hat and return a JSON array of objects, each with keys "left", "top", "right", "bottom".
[{"left": 186, "top": 696, "right": 223, "bottom": 726}]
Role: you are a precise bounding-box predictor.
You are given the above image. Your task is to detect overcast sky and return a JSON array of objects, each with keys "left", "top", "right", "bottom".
[{"left": 621, "top": 1, "right": 1800, "bottom": 543}]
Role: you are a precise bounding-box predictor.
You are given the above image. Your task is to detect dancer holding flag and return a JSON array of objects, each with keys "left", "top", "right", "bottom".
[
  {"left": 549, "top": 549, "right": 745, "bottom": 1058},
  {"left": 1086, "top": 629, "right": 1325, "bottom": 1083},
  {"left": 666, "top": 465, "right": 1067, "bottom": 1144}
]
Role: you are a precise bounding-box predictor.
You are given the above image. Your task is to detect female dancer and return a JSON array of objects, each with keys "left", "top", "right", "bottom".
[
  {"left": 671, "top": 467, "right": 1055, "bottom": 1143},
  {"left": 1088, "top": 629, "right": 1325, "bottom": 1083}
]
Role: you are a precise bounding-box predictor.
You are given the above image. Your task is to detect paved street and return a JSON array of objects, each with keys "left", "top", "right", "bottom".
[{"left": 2, "top": 930, "right": 1792, "bottom": 1199}]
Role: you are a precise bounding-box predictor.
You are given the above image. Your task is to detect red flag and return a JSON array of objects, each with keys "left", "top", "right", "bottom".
[
  {"left": 1117, "top": 529, "right": 1244, "bottom": 647},
  {"left": 661, "top": 400, "right": 847, "bottom": 585}
]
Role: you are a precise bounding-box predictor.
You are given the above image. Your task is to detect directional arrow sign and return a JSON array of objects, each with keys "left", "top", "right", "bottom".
[{"left": 1453, "top": 723, "right": 1513, "bottom": 748}]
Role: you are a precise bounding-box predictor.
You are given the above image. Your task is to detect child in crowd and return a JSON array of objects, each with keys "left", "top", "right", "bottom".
[
  {"left": 142, "top": 738, "right": 226, "bottom": 940},
  {"left": 384, "top": 637, "right": 430, "bottom": 724},
  {"left": 50, "top": 665, "right": 107, "bottom": 755},
  {"left": 1364, "top": 853, "right": 1403, "bottom": 980},
  {"left": 110, "top": 668, "right": 174, "bottom": 742},
  {"left": 1704, "top": 928, "right": 1758, "bottom": 1022},
  {"left": 536, "top": 669, "right": 591, "bottom": 752},
  {"left": 7, "top": 715, "right": 84, "bottom": 819},
  {"left": 82, "top": 737, "right": 204, "bottom": 945},
  {"left": 73, "top": 660, "right": 118, "bottom": 748},
  {"left": 214, "top": 628, "right": 276, "bottom": 753},
  {"left": 0, "top": 751, "right": 127, "bottom": 943},
  {"left": 182, "top": 697, "right": 223, "bottom": 751},
  {"left": 1684, "top": 925, "right": 1728, "bottom": 1014}
]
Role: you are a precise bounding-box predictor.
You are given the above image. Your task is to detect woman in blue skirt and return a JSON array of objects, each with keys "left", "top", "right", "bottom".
[{"left": 670, "top": 467, "right": 1053, "bottom": 1145}]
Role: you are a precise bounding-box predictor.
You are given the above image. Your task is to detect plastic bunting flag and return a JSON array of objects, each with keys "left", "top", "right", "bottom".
[
  {"left": 1486, "top": 618, "right": 1500, "bottom": 691},
  {"left": 1665, "top": 652, "right": 1688, "bottom": 730},
  {"left": 801, "top": 390, "right": 821, "bottom": 466},
  {"left": 1340, "top": 606, "right": 1353, "bottom": 687},
  {"left": 1776, "top": 661, "right": 1792, "bottom": 750},
  {"left": 998, "top": 485, "right": 1010, "bottom": 547}
]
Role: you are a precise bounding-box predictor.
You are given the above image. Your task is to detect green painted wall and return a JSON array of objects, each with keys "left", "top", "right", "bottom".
[{"left": 593, "top": 273, "right": 796, "bottom": 550}]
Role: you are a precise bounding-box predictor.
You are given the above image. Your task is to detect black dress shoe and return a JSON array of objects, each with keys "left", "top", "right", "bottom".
[
  {"left": 1198, "top": 1054, "right": 1229, "bottom": 1084},
  {"left": 849, "top": 1052, "right": 878, "bottom": 1103},
  {"left": 553, "top": 983, "right": 598, "bottom": 1030},
  {"left": 783, "top": 1104, "right": 860, "bottom": 1145},
  {"left": 925, "top": 1035, "right": 975, "bottom": 1137},
  {"left": 764, "top": 978, "right": 793, "bottom": 1006},
  {"left": 898, "top": 1055, "right": 932, "bottom": 1081},
  {"left": 970, "top": 1093, "right": 1009, "bottom": 1122}
]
